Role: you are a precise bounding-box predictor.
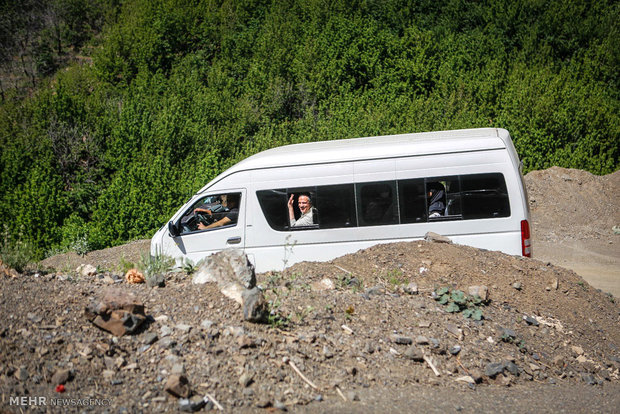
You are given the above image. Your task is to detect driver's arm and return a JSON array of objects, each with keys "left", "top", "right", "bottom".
[
  {"left": 194, "top": 207, "right": 212, "bottom": 215},
  {"left": 198, "top": 216, "right": 231, "bottom": 230}
]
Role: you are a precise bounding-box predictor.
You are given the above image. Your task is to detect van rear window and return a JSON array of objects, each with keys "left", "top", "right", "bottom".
[{"left": 256, "top": 173, "right": 510, "bottom": 231}]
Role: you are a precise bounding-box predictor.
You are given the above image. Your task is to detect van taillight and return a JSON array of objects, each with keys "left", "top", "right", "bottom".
[{"left": 521, "top": 220, "right": 531, "bottom": 257}]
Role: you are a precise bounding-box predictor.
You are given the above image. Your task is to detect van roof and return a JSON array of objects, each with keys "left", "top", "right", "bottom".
[{"left": 200, "top": 128, "right": 512, "bottom": 192}]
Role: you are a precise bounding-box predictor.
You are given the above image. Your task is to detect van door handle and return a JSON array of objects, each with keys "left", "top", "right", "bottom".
[{"left": 227, "top": 237, "right": 242, "bottom": 245}]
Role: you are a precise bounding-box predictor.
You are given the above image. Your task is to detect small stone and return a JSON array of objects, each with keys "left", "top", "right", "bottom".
[
  {"left": 404, "top": 346, "right": 424, "bottom": 362},
  {"left": 501, "top": 327, "right": 517, "bottom": 340},
  {"left": 77, "top": 264, "right": 97, "bottom": 277},
  {"left": 200, "top": 319, "right": 215, "bottom": 329},
  {"left": 469, "top": 369, "right": 484, "bottom": 384},
  {"left": 179, "top": 395, "right": 207, "bottom": 412},
  {"left": 255, "top": 399, "right": 272, "bottom": 408},
  {"left": 160, "top": 326, "right": 172, "bottom": 337},
  {"left": 171, "top": 364, "right": 185, "bottom": 375},
  {"left": 158, "top": 337, "right": 176, "bottom": 349},
  {"left": 51, "top": 369, "right": 72, "bottom": 385},
  {"left": 484, "top": 362, "right": 505, "bottom": 378},
  {"left": 176, "top": 324, "right": 192, "bottom": 333},
  {"left": 143, "top": 332, "right": 158, "bottom": 345},
  {"left": 390, "top": 334, "right": 413, "bottom": 345},
  {"left": 312, "top": 278, "right": 335, "bottom": 291},
  {"left": 346, "top": 391, "right": 360, "bottom": 401},
  {"left": 505, "top": 361, "right": 519, "bottom": 376},
  {"left": 363, "top": 286, "right": 385, "bottom": 299},
  {"left": 571, "top": 346, "right": 584, "bottom": 355},
  {"left": 455, "top": 375, "right": 475, "bottom": 384},
  {"left": 415, "top": 335, "right": 429, "bottom": 345},
  {"left": 363, "top": 342, "right": 375, "bottom": 354},
  {"left": 164, "top": 375, "right": 190, "bottom": 398},
  {"left": 146, "top": 273, "right": 165, "bottom": 288},
  {"left": 552, "top": 355, "right": 565, "bottom": 368},
  {"left": 468, "top": 285, "right": 488, "bottom": 301},
  {"left": 27, "top": 313, "right": 43, "bottom": 323},
  {"left": 576, "top": 355, "right": 588, "bottom": 364},
  {"left": 449, "top": 345, "right": 461, "bottom": 356},
  {"left": 323, "top": 346, "right": 334, "bottom": 359},
  {"left": 512, "top": 282, "right": 522, "bottom": 290},
  {"left": 15, "top": 367, "right": 28, "bottom": 381},
  {"left": 404, "top": 283, "right": 418, "bottom": 295},
  {"left": 523, "top": 315, "right": 539, "bottom": 326},
  {"left": 445, "top": 324, "right": 463, "bottom": 340},
  {"left": 581, "top": 373, "right": 597, "bottom": 385},
  {"left": 239, "top": 372, "right": 253, "bottom": 387}
]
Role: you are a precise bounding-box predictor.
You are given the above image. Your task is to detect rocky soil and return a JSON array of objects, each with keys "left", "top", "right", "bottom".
[{"left": 1, "top": 167, "right": 619, "bottom": 413}]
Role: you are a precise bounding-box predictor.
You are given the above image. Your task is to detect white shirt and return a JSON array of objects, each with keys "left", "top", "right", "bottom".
[{"left": 290, "top": 209, "right": 314, "bottom": 227}]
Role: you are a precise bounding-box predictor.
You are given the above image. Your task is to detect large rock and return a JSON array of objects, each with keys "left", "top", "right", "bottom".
[
  {"left": 424, "top": 232, "right": 452, "bottom": 244},
  {"left": 84, "top": 288, "right": 146, "bottom": 336},
  {"left": 192, "top": 249, "right": 256, "bottom": 304}
]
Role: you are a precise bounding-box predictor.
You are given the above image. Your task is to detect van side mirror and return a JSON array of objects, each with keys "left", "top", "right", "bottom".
[{"left": 168, "top": 221, "right": 180, "bottom": 237}]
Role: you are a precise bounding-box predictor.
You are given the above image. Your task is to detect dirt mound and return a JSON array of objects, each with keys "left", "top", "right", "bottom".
[
  {"left": 525, "top": 166, "right": 620, "bottom": 242},
  {"left": 525, "top": 167, "right": 620, "bottom": 297},
  {"left": 40, "top": 239, "right": 151, "bottom": 272},
  {"left": 2, "top": 239, "right": 619, "bottom": 412}
]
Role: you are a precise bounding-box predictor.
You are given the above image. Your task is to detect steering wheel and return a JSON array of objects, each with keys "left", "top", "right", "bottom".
[{"left": 196, "top": 212, "right": 214, "bottom": 226}]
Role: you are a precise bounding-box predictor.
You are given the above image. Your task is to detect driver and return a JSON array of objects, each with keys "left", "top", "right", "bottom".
[{"left": 195, "top": 193, "right": 240, "bottom": 230}]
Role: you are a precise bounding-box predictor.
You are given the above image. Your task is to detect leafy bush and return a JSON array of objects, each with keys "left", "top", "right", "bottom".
[{"left": 0, "top": 227, "right": 37, "bottom": 273}]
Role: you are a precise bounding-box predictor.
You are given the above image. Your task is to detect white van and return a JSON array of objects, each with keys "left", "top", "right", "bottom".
[{"left": 151, "top": 128, "right": 532, "bottom": 272}]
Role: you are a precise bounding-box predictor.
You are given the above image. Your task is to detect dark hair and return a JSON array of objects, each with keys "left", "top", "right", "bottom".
[
  {"left": 298, "top": 193, "right": 313, "bottom": 205},
  {"left": 227, "top": 193, "right": 241, "bottom": 206}
]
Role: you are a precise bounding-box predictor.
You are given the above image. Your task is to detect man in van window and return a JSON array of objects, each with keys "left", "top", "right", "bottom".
[
  {"left": 288, "top": 193, "right": 314, "bottom": 227},
  {"left": 428, "top": 183, "right": 446, "bottom": 218},
  {"left": 197, "top": 193, "right": 240, "bottom": 230}
]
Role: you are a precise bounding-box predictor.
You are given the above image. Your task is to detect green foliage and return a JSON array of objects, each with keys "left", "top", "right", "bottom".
[
  {"left": 0, "top": 0, "right": 618, "bottom": 257},
  {"left": 434, "top": 287, "right": 486, "bottom": 320},
  {"left": 0, "top": 226, "right": 37, "bottom": 273}
]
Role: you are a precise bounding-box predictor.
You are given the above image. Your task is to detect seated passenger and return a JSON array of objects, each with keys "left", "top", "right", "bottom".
[
  {"left": 196, "top": 193, "right": 240, "bottom": 229},
  {"left": 428, "top": 184, "right": 446, "bottom": 218},
  {"left": 288, "top": 193, "right": 314, "bottom": 227}
]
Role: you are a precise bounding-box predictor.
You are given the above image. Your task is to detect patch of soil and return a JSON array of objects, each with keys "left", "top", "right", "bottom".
[
  {"left": 525, "top": 167, "right": 620, "bottom": 297},
  {"left": 1, "top": 167, "right": 618, "bottom": 413}
]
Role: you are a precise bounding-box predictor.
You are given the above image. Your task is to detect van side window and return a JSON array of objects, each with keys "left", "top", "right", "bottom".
[
  {"left": 177, "top": 192, "right": 241, "bottom": 234},
  {"left": 257, "top": 189, "right": 288, "bottom": 231},
  {"left": 398, "top": 179, "right": 426, "bottom": 223},
  {"left": 316, "top": 184, "right": 357, "bottom": 228},
  {"left": 460, "top": 173, "right": 510, "bottom": 219},
  {"left": 356, "top": 182, "right": 398, "bottom": 226}
]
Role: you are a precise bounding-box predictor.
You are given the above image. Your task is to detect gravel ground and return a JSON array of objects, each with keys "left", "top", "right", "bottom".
[{"left": 1, "top": 167, "right": 618, "bottom": 413}]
